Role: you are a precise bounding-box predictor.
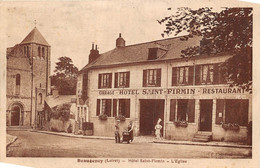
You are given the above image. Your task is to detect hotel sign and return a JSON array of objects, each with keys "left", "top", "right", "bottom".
[{"left": 98, "top": 87, "right": 247, "bottom": 95}]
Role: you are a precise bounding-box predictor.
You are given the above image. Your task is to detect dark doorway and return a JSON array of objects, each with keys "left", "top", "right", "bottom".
[
  {"left": 140, "top": 99, "right": 164, "bottom": 135},
  {"left": 199, "top": 100, "right": 213, "bottom": 131},
  {"left": 11, "top": 106, "right": 20, "bottom": 126}
]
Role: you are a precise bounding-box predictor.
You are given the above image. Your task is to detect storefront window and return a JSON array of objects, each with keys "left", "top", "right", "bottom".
[
  {"left": 118, "top": 99, "right": 130, "bottom": 118},
  {"left": 216, "top": 99, "right": 249, "bottom": 126},
  {"left": 170, "top": 99, "right": 195, "bottom": 123},
  {"left": 97, "top": 99, "right": 130, "bottom": 118},
  {"left": 115, "top": 71, "right": 130, "bottom": 88},
  {"left": 143, "top": 69, "right": 161, "bottom": 87},
  {"left": 98, "top": 73, "right": 112, "bottom": 89}
]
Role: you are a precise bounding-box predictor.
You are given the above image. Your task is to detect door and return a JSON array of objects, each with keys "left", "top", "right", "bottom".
[
  {"left": 11, "top": 106, "right": 20, "bottom": 126},
  {"left": 199, "top": 100, "right": 213, "bottom": 131},
  {"left": 140, "top": 99, "right": 164, "bottom": 135}
]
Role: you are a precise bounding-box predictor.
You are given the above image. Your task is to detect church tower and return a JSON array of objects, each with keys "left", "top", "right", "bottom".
[{"left": 6, "top": 27, "right": 51, "bottom": 128}]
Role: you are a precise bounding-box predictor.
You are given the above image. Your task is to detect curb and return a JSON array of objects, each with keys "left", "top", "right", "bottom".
[
  {"left": 153, "top": 140, "right": 252, "bottom": 149},
  {"left": 6, "top": 136, "right": 17, "bottom": 148},
  {"left": 30, "top": 130, "right": 114, "bottom": 140}
]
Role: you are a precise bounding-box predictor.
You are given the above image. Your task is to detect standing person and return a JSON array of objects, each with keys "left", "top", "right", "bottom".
[
  {"left": 128, "top": 121, "right": 134, "bottom": 143},
  {"left": 115, "top": 120, "right": 121, "bottom": 143},
  {"left": 155, "top": 118, "right": 162, "bottom": 139}
]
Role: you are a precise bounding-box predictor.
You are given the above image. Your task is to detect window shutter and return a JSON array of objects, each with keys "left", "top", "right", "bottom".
[
  {"left": 98, "top": 74, "right": 102, "bottom": 89},
  {"left": 126, "top": 71, "right": 130, "bottom": 87},
  {"left": 96, "top": 99, "right": 100, "bottom": 116},
  {"left": 156, "top": 69, "right": 161, "bottom": 87},
  {"left": 172, "top": 67, "right": 177, "bottom": 86},
  {"left": 216, "top": 99, "right": 225, "bottom": 124},
  {"left": 143, "top": 70, "right": 147, "bottom": 87},
  {"left": 106, "top": 99, "right": 112, "bottom": 117},
  {"left": 195, "top": 65, "right": 201, "bottom": 85},
  {"left": 239, "top": 99, "right": 249, "bottom": 126},
  {"left": 109, "top": 73, "right": 112, "bottom": 88},
  {"left": 188, "top": 66, "right": 194, "bottom": 85},
  {"left": 213, "top": 64, "right": 219, "bottom": 84},
  {"left": 170, "top": 99, "right": 176, "bottom": 121},
  {"left": 114, "top": 72, "right": 118, "bottom": 88},
  {"left": 187, "top": 99, "right": 195, "bottom": 123},
  {"left": 113, "top": 99, "right": 117, "bottom": 117},
  {"left": 125, "top": 99, "right": 130, "bottom": 118}
]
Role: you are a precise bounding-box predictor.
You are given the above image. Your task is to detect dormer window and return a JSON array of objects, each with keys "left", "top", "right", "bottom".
[{"left": 148, "top": 48, "right": 158, "bottom": 60}]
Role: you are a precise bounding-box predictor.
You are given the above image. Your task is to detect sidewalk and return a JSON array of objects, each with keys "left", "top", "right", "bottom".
[
  {"left": 30, "top": 130, "right": 252, "bottom": 148},
  {"left": 153, "top": 139, "right": 252, "bottom": 149}
]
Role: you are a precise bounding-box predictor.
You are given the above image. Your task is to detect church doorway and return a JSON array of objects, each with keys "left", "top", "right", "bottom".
[
  {"left": 139, "top": 99, "right": 164, "bottom": 136},
  {"left": 11, "top": 103, "right": 23, "bottom": 126}
]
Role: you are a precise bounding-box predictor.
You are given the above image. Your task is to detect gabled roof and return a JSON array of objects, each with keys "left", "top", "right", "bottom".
[
  {"left": 20, "top": 27, "right": 50, "bottom": 46},
  {"left": 80, "top": 35, "right": 202, "bottom": 72}
]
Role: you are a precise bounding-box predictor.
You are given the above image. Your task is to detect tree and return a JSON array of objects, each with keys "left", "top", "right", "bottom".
[
  {"left": 158, "top": 7, "right": 252, "bottom": 92},
  {"left": 51, "top": 56, "right": 79, "bottom": 95}
]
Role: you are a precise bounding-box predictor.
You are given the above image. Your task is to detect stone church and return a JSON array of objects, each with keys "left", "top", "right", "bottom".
[{"left": 6, "top": 27, "right": 51, "bottom": 128}]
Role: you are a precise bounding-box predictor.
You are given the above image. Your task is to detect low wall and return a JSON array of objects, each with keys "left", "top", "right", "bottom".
[
  {"left": 165, "top": 123, "right": 198, "bottom": 141},
  {"left": 212, "top": 125, "right": 247, "bottom": 142}
]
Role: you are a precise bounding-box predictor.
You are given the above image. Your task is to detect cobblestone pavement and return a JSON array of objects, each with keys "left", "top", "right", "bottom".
[{"left": 7, "top": 130, "right": 252, "bottom": 158}]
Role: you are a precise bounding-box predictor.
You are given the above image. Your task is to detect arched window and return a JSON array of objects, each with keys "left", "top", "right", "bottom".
[
  {"left": 15, "top": 74, "right": 20, "bottom": 95},
  {"left": 24, "top": 46, "right": 26, "bottom": 55},
  {"left": 42, "top": 47, "right": 45, "bottom": 59},
  {"left": 27, "top": 46, "right": 29, "bottom": 57},
  {"left": 38, "top": 93, "right": 43, "bottom": 104},
  {"left": 38, "top": 46, "right": 41, "bottom": 57}
]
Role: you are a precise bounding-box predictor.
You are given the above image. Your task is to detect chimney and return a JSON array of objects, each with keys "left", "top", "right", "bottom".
[
  {"left": 116, "top": 33, "right": 125, "bottom": 48},
  {"left": 89, "top": 43, "right": 100, "bottom": 63}
]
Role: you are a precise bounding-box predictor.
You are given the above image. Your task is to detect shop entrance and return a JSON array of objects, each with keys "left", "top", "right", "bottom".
[
  {"left": 199, "top": 99, "right": 213, "bottom": 131},
  {"left": 140, "top": 99, "right": 164, "bottom": 135}
]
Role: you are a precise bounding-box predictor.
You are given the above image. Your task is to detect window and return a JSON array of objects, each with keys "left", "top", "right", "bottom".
[
  {"left": 172, "top": 66, "right": 194, "bottom": 86},
  {"left": 98, "top": 73, "right": 112, "bottom": 89},
  {"left": 216, "top": 99, "right": 249, "bottom": 126},
  {"left": 143, "top": 69, "right": 161, "bottom": 87},
  {"left": 195, "top": 64, "right": 225, "bottom": 85},
  {"left": 38, "top": 46, "right": 41, "bottom": 57},
  {"left": 15, "top": 74, "right": 20, "bottom": 95},
  {"left": 24, "top": 46, "right": 26, "bottom": 55},
  {"left": 96, "top": 99, "right": 130, "bottom": 118},
  {"left": 38, "top": 93, "right": 43, "bottom": 104},
  {"left": 113, "top": 99, "right": 130, "bottom": 118},
  {"left": 96, "top": 99, "right": 112, "bottom": 117},
  {"left": 202, "top": 64, "right": 214, "bottom": 84},
  {"left": 42, "top": 47, "right": 45, "bottom": 59},
  {"left": 27, "top": 46, "right": 29, "bottom": 57},
  {"left": 115, "top": 72, "right": 130, "bottom": 88},
  {"left": 169, "top": 99, "right": 195, "bottom": 123}
]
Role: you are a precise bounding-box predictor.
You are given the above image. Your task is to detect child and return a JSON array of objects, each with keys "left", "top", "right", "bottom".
[{"left": 155, "top": 118, "right": 162, "bottom": 139}]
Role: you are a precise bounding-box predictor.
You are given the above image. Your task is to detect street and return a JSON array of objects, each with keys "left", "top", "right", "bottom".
[{"left": 7, "top": 131, "right": 251, "bottom": 158}]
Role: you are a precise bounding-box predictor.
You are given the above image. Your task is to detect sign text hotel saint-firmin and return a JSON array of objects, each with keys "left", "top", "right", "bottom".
[{"left": 98, "top": 87, "right": 248, "bottom": 95}]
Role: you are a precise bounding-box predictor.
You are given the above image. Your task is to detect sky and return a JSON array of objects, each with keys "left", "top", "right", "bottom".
[
  {"left": 1, "top": 0, "right": 254, "bottom": 74},
  {"left": 2, "top": 1, "right": 177, "bottom": 74}
]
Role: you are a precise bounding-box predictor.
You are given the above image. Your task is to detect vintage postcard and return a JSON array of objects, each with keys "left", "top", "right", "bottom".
[{"left": 0, "top": 0, "right": 259, "bottom": 167}]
